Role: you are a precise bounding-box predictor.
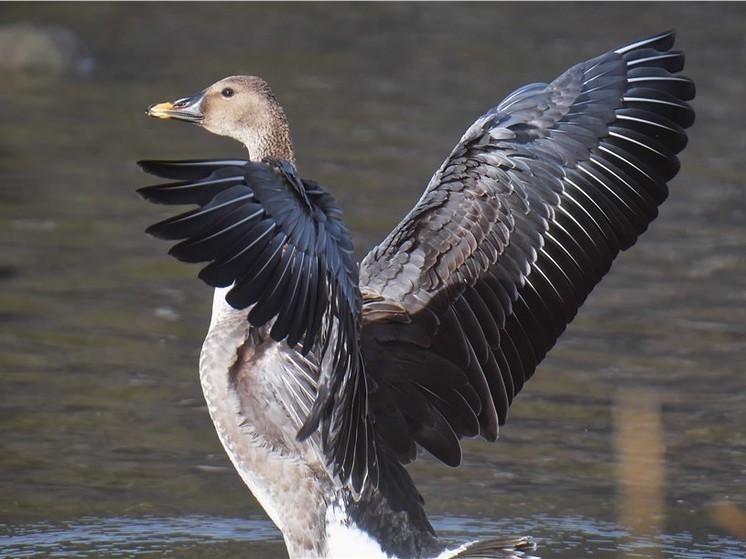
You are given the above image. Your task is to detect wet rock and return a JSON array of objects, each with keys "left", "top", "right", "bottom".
[{"left": 0, "top": 22, "right": 94, "bottom": 76}]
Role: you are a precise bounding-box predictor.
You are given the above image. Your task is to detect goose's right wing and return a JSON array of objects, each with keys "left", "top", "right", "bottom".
[
  {"left": 138, "top": 157, "right": 375, "bottom": 493},
  {"left": 359, "top": 30, "right": 695, "bottom": 467}
]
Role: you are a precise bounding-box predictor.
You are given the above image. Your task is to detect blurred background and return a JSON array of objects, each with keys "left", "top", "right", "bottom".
[{"left": 1, "top": 3, "right": 744, "bottom": 558}]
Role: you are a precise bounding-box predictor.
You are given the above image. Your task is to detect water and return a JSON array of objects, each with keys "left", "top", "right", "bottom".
[
  {"left": 1, "top": 3, "right": 745, "bottom": 558},
  {"left": 3, "top": 515, "right": 745, "bottom": 559}
]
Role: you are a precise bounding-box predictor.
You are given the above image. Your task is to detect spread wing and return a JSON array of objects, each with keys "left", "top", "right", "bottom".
[
  {"left": 137, "top": 158, "right": 375, "bottom": 493},
  {"left": 359, "top": 30, "right": 695, "bottom": 467}
]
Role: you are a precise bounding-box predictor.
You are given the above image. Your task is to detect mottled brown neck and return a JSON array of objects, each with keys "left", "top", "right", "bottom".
[{"left": 241, "top": 101, "right": 295, "bottom": 165}]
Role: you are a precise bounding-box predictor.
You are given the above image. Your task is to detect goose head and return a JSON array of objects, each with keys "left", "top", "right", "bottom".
[{"left": 147, "top": 75, "right": 295, "bottom": 164}]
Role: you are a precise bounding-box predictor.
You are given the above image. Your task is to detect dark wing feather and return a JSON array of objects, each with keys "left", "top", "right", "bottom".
[
  {"left": 138, "top": 158, "right": 375, "bottom": 493},
  {"left": 359, "top": 30, "right": 695, "bottom": 467},
  {"left": 139, "top": 158, "right": 249, "bottom": 181}
]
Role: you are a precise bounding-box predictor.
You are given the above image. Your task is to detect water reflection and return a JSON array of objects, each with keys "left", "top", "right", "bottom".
[
  {"left": 1, "top": 2, "right": 745, "bottom": 558},
  {"left": 614, "top": 389, "right": 665, "bottom": 558}
]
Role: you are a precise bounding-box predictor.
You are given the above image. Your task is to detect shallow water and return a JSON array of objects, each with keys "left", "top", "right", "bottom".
[{"left": 1, "top": 3, "right": 745, "bottom": 558}]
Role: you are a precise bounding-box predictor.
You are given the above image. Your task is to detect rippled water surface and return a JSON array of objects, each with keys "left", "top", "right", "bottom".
[{"left": 1, "top": 3, "right": 745, "bottom": 558}]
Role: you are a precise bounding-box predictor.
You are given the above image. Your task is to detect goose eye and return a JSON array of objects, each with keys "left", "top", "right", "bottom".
[{"left": 221, "top": 88, "right": 234, "bottom": 98}]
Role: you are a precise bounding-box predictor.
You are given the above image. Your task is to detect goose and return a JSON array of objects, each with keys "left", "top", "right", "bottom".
[{"left": 138, "top": 30, "right": 695, "bottom": 559}]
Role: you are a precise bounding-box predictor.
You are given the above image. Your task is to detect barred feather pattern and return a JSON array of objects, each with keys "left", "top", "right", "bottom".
[{"left": 359, "top": 29, "right": 695, "bottom": 468}]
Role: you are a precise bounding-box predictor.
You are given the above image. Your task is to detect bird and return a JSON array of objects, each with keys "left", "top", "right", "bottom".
[{"left": 138, "top": 30, "right": 695, "bottom": 559}]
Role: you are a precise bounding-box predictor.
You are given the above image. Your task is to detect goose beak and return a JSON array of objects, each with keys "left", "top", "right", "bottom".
[{"left": 147, "top": 92, "right": 204, "bottom": 123}]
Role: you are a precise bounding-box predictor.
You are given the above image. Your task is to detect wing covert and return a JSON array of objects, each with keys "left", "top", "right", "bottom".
[{"left": 360, "top": 30, "right": 695, "bottom": 467}]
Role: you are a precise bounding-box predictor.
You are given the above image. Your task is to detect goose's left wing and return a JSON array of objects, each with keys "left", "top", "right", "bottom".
[{"left": 359, "top": 30, "right": 695, "bottom": 468}]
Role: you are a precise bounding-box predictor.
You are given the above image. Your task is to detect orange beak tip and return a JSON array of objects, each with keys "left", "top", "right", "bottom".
[{"left": 147, "top": 101, "right": 176, "bottom": 119}]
